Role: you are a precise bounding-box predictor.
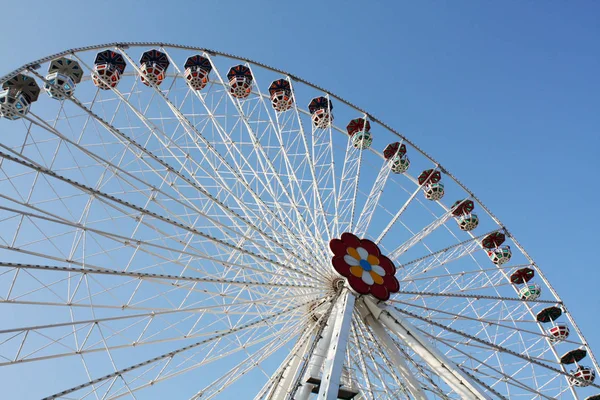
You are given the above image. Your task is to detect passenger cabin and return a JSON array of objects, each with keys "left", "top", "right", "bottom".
[
  {"left": 418, "top": 169, "right": 445, "bottom": 201},
  {"left": 268, "top": 79, "right": 293, "bottom": 112},
  {"left": 346, "top": 118, "right": 372, "bottom": 149},
  {"left": 0, "top": 74, "right": 40, "bottom": 120},
  {"left": 184, "top": 55, "right": 212, "bottom": 91},
  {"left": 92, "top": 50, "right": 126, "bottom": 90},
  {"left": 308, "top": 96, "right": 333, "bottom": 129},
  {"left": 139, "top": 49, "right": 170, "bottom": 86},
  {"left": 44, "top": 57, "right": 83, "bottom": 99},
  {"left": 227, "top": 65, "right": 253, "bottom": 99},
  {"left": 383, "top": 142, "right": 409, "bottom": 174}
]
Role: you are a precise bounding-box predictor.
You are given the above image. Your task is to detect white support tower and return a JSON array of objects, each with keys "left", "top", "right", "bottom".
[
  {"left": 318, "top": 290, "right": 356, "bottom": 400},
  {"left": 295, "top": 290, "right": 359, "bottom": 400}
]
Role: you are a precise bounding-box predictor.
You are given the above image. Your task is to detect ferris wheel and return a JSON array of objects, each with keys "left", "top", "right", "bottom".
[{"left": 0, "top": 42, "right": 597, "bottom": 400}]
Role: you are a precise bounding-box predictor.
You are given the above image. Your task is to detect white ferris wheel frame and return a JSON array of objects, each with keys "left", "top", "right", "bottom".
[{"left": 0, "top": 42, "right": 596, "bottom": 399}]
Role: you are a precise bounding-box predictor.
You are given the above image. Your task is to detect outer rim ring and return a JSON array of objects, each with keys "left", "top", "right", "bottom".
[{"left": 1, "top": 41, "right": 596, "bottom": 373}]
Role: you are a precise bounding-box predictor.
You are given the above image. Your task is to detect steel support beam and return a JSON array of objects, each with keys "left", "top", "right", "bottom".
[
  {"left": 363, "top": 297, "right": 491, "bottom": 400},
  {"left": 266, "top": 328, "right": 314, "bottom": 400},
  {"left": 294, "top": 306, "right": 338, "bottom": 400},
  {"left": 357, "top": 301, "right": 427, "bottom": 400},
  {"left": 318, "top": 290, "right": 356, "bottom": 400}
]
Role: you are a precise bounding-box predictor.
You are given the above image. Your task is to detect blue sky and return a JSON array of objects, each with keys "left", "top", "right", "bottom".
[{"left": 0, "top": 0, "right": 599, "bottom": 396}]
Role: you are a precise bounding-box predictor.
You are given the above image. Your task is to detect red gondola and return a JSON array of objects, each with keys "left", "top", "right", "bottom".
[
  {"left": 308, "top": 96, "right": 333, "bottom": 128},
  {"left": 139, "top": 49, "right": 170, "bottom": 87},
  {"left": 268, "top": 79, "right": 293, "bottom": 112},
  {"left": 569, "top": 366, "right": 596, "bottom": 387},
  {"left": 93, "top": 50, "right": 126, "bottom": 90},
  {"left": 227, "top": 65, "right": 253, "bottom": 99},
  {"left": 549, "top": 325, "right": 570, "bottom": 341},
  {"left": 184, "top": 55, "right": 212, "bottom": 91}
]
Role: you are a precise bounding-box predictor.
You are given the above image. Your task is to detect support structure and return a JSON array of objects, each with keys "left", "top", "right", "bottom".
[
  {"left": 362, "top": 297, "right": 492, "bottom": 400},
  {"left": 292, "top": 290, "right": 358, "bottom": 400},
  {"left": 294, "top": 314, "right": 337, "bottom": 400},
  {"left": 265, "top": 328, "right": 314, "bottom": 400},
  {"left": 269, "top": 291, "right": 492, "bottom": 400},
  {"left": 318, "top": 290, "right": 356, "bottom": 400},
  {"left": 357, "top": 301, "right": 428, "bottom": 400}
]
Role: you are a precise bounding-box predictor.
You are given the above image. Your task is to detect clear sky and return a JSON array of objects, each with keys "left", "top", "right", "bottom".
[{"left": 0, "top": 0, "right": 599, "bottom": 396}]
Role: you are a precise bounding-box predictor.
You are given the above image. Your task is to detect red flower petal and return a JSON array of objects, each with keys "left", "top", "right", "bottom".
[
  {"left": 332, "top": 255, "right": 351, "bottom": 276},
  {"left": 378, "top": 255, "right": 396, "bottom": 275},
  {"left": 331, "top": 232, "right": 399, "bottom": 302},
  {"left": 341, "top": 232, "right": 361, "bottom": 248},
  {"left": 370, "top": 284, "right": 390, "bottom": 301},
  {"left": 329, "top": 238, "right": 346, "bottom": 256},
  {"left": 359, "top": 238, "right": 381, "bottom": 257},
  {"left": 383, "top": 274, "right": 400, "bottom": 293},
  {"left": 348, "top": 275, "right": 370, "bottom": 294}
]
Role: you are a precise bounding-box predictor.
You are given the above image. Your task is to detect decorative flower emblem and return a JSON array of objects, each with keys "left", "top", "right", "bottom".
[{"left": 330, "top": 232, "right": 400, "bottom": 301}]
